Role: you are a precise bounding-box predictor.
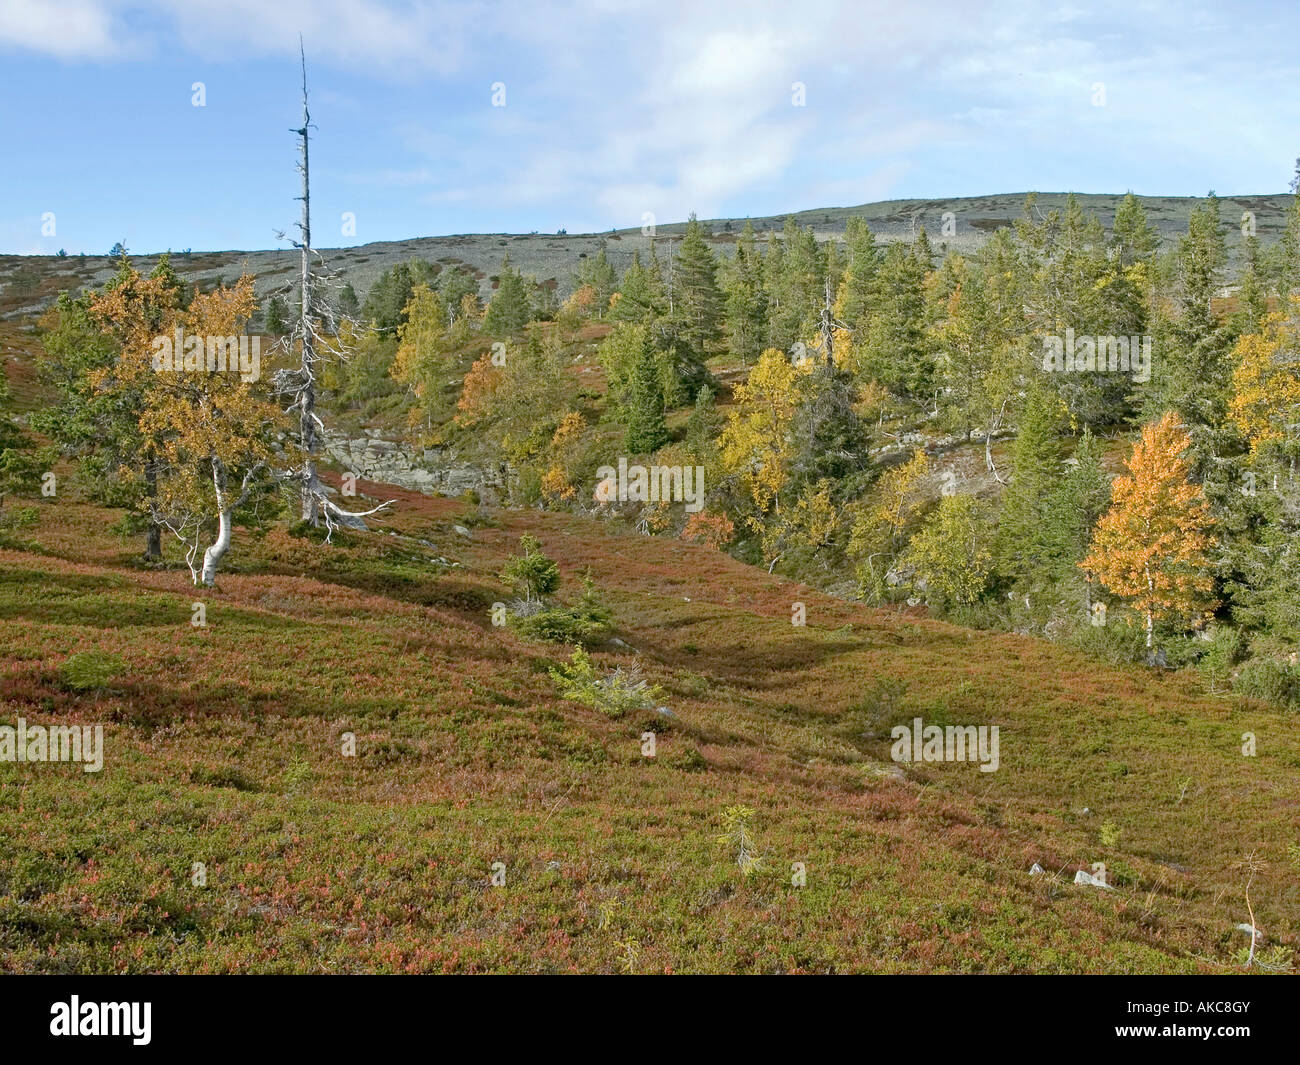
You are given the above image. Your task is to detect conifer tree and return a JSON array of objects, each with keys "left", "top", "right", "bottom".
[
  {"left": 683, "top": 384, "right": 720, "bottom": 466},
  {"left": 1141, "top": 195, "right": 1234, "bottom": 472},
  {"left": 0, "top": 366, "right": 45, "bottom": 520},
  {"left": 670, "top": 215, "right": 723, "bottom": 357},
  {"left": 577, "top": 246, "right": 618, "bottom": 315},
  {"left": 611, "top": 251, "right": 658, "bottom": 322},
  {"left": 623, "top": 329, "right": 669, "bottom": 454},
  {"left": 337, "top": 282, "right": 360, "bottom": 320},
  {"left": 860, "top": 239, "right": 930, "bottom": 399},
  {"left": 1111, "top": 191, "right": 1160, "bottom": 268},
  {"left": 835, "top": 216, "right": 879, "bottom": 334},
  {"left": 484, "top": 256, "right": 533, "bottom": 336},
  {"left": 1050, "top": 427, "right": 1112, "bottom": 606},
  {"left": 767, "top": 217, "right": 822, "bottom": 350},
  {"left": 996, "top": 381, "right": 1066, "bottom": 586},
  {"left": 724, "top": 221, "right": 768, "bottom": 365}
]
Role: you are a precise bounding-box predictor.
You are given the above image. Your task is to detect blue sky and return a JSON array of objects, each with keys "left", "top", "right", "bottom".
[{"left": 1, "top": 0, "right": 1298, "bottom": 254}]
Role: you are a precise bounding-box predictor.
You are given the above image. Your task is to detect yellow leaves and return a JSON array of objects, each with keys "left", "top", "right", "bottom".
[
  {"left": 141, "top": 274, "right": 275, "bottom": 514},
  {"left": 719, "top": 348, "right": 806, "bottom": 516},
  {"left": 458, "top": 292, "right": 482, "bottom": 325},
  {"left": 851, "top": 448, "right": 929, "bottom": 554},
  {"left": 565, "top": 284, "right": 597, "bottom": 316},
  {"left": 830, "top": 326, "right": 857, "bottom": 373},
  {"left": 1228, "top": 309, "right": 1300, "bottom": 455},
  {"left": 787, "top": 478, "right": 839, "bottom": 548},
  {"left": 391, "top": 283, "right": 447, "bottom": 396},
  {"left": 551, "top": 411, "right": 585, "bottom": 450},
  {"left": 848, "top": 448, "right": 930, "bottom": 597},
  {"left": 903, "top": 494, "right": 993, "bottom": 606},
  {"left": 540, "top": 465, "right": 576, "bottom": 501},
  {"left": 541, "top": 411, "right": 586, "bottom": 500},
  {"left": 1082, "top": 412, "right": 1217, "bottom": 627},
  {"left": 90, "top": 262, "right": 277, "bottom": 528}
]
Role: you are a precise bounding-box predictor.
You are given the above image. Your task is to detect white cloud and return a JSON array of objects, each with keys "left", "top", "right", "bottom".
[{"left": 0, "top": 0, "right": 120, "bottom": 58}]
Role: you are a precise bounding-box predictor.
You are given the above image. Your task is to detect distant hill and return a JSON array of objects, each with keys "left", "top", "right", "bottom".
[{"left": 0, "top": 192, "right": 1291, "bottom": 320}]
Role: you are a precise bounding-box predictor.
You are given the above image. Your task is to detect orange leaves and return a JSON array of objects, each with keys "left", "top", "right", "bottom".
[
  {"left": 455, "top": 351, "right": 503, "bottom": 427},
  {"left": 1082, "top": 412, "right": 1217, "bottom": 634},
  {"left": 680, "top": 510, "right": 735, "bottom": 550}
]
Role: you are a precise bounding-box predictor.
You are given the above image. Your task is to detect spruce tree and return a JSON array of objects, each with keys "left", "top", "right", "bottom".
[
  {"left": 671, "top": 215, "right": 723, "bottom": 357},
  {"left": 265, "top": 295, "right": 288, "bottom": 336},
  {"left": 484, "top": 256, "right": 533, "bottom": 336},
  {"left": 860, "top": 240, "right": 930, "bottom": 399},
  {"left": 835, "top": 216, "right": 878, "bottom": 333},
  {"left": 996, "top": 381, "right": 1066, "bottom": 587},
  {"left": 768, "top": 217, "right": 823, "bottom": 350},
  {"left": 623, "top": 330, "right": 669, "bottom": 454},
  {"left": 338, "top": 282, "right": 361, "bottom": 320},
  {"left": 1140, "top": 195, "right": 1234, "bottom": 475},
  {"left": 724, "top": 222, "right": 768, "bottom": 365},
  {"left": 612, "top": 251, "right": 661, "bottom": 322}
]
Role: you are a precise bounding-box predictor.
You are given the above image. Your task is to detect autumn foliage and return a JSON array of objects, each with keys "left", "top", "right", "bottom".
[{"left": 1082, "top": 412, "right": 1217, "bottom": 645}]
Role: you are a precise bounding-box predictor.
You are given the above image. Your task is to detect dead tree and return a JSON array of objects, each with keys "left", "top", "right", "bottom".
[
  {"left": 273, "top": 40, "right": 391, "bottom": 539},
  {"left": 812, "top": 275, "right": 849, "bottom": 368}
]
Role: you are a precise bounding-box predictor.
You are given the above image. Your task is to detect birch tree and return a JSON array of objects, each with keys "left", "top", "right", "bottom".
[{"left": 1082, "top": 412, "right": 1217, "bottom": 647}]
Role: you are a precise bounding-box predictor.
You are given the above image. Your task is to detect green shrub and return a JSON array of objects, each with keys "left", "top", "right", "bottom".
[
  {"left": 58, "top": 650, "right": 124, "bottom": 693},
  {"left": 549, "top": 647, "right": 665, "bottom": 718},
  {"left": 1233, "top": 658, "right": 1300, "bottom": 710},
  {"left": 511, "top": 604, "right": 610, "bottom": 645},
  {"left": 1064, "top": 615, "right": 1148, "bottom": 665},
  {"left": 501, "top": 534, "right": 560, "bottom": 601},
  {"left": 1197, "top": 627, "right": 1245, "bottom": 692},
  {"left": 508, "top": 573, "right": 611, "bottom": 646}
]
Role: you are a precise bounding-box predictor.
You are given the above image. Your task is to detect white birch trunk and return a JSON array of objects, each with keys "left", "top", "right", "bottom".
[{"left": 200, "top": 459, "right": 232, "bottom": 587}]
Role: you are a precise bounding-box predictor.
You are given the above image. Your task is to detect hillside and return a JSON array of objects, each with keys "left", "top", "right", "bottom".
[
  {"left": 1, "top": 472, "right": 1297, "bottom": 973},
  {"left": 1, "top": 191, "right": 1288, "bottom": 321}
]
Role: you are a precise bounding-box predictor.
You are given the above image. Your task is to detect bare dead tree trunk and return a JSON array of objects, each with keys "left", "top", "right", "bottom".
[
  {"left": 272, "top": 40, "right": 393, "bottom": 540},
  {"left": 296, "top": 43, "right": 319, "bottom": 526},
  {"left": 815, "top": 275, "right": 851, "bottom": 369}
]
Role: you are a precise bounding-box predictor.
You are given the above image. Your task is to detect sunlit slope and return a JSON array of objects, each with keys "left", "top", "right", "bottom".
[{"left": 0, "top": 480, "right": 1296, "bottom": 973}]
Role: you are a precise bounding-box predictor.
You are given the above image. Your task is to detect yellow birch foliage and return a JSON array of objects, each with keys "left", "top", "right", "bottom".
[
  {"left": 1227, "top": 309, "right": 1300, "bottom": 456},
  {"left": 848, "top": 449, "right": 929, "bottom": 561},
  {"left": 719, "top": 347, "right": 806, "bottom": 520},
  {"left": 1082, "top": 411, "right": 1217, "bottom": 637},
  {"left": 138, "top": 276, "right": 278, "bottom": 513},
  {"left": 391, "top": 282, "right": 447, "bottom": 400},
  {"left": 541, "top": 411, "right": 586, "bottom": 500}
]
